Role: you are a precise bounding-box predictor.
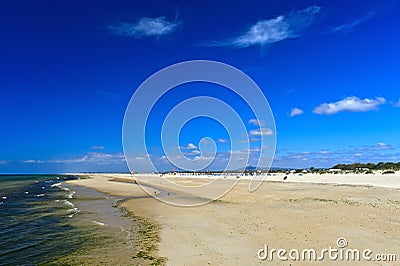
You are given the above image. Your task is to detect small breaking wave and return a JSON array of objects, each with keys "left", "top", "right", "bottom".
[
  {"left": 66, "top": 191, "right": 75, "bottom": 199},
  {"left": 63, "top": 200, "right": 75, "bottom": 208},
  {"left": 51, "top": 182, "right": 62, "bottom": 188}
]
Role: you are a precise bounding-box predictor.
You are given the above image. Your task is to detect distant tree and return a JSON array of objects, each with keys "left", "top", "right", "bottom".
[{"left": 331, "top": 162, "right": 400, "bottom": 171}]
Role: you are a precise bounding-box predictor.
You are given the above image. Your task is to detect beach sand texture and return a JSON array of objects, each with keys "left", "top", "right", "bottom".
[{"left": 68, "top": 174, "right": 400, "bottom": 265}]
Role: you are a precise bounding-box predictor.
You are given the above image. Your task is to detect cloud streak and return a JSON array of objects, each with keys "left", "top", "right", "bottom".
[
  {"left": 249, "top": 128, "right": 273, "bottom": 136},
  {"left": 275, "top": 142, "right": 400, "bottom": 169},
  {"left": 108, "top": 16, "right": 179, "bottom": 38},
  {"left": 204, "top": 5, "right": 320, "bottom": 48},
  {"left": 91, "top": 145, "right": 104, "bottom": 150},
  {"left": 248, "top": 119, "right": 266, "bottom": 126},
  {"left": 186, "top": 143, "right": 198, "bottom": 150},
  {"left": 331, "top": 12, "right": 375, "bottom": 33},
  {"left": 289, "top": 107, "right": 304, "bottom": 117},
  {"left": 49, "top": 152, "right": 125, "bottom": 165},
  {"left": 313, "top": 96, "right": 386, "bottom": 115}
]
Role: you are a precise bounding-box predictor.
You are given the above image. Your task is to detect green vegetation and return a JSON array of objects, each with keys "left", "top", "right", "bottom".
[
  {"left": 119, "top": 207, "right": 166, "bottom": 266},
  {"left": 332, "top": 162, "right": 400, "bottom": 171}
]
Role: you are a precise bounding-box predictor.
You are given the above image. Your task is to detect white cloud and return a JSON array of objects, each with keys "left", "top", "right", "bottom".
[
  {"left": 373, "top": 143, "right": 393, "bottom": 151},
  {"left": 217, "top": 138, "right": 228, "bottom": 143},
  {"left": 331, "top": 12, "right": 375, "bottom": 33},
  {"left": 249, "top": 128, "right": 273, "bottom": 136},
  {"left": 289, "top": 107, "right": 304, "bottom": 117},
  {"left": 205, "top": 5, "right": 320, "bottom": 48},
  {"left": 108, "top": 16, "right": 179, "bottom": 38},
  {"left": 248, "top": 119, "right": 266, "bottom": 126},
  {"left": 49, "top": 152, "right": 125, "bottom": 165},
  {"left": 313, "top": 96, "right": 386, "bottom": 115},
  {"left": 394, "top": 99, "right": 400, "bottom": 107},
  {"left": 187, "top": 143, "right": 197, "bottom": 150},
  {"left": 21, "top": 159, "right": 44, "bottom": 164},
  {"left": 91, "top": 145, "right": 104, "bottom": 150}
]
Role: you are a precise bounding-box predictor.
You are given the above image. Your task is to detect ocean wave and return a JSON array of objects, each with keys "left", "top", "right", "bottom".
[
  {"left": 35, "top": 194, "right": 45, "bottom": 197},
  {"left": 63, "top": 200, "right": 75, "bottom": 208},
  {"left": 66, "top": 191, "right": 75, "bottom": 199},
  {"left": 51, "top": 182, "right": 62, "bottom": 188},
  {"left": 67, "top": 207, "right": 79, "bottom": 213},
  {"left": 68, "top": 209, "right": 80, "bottom": 218}
]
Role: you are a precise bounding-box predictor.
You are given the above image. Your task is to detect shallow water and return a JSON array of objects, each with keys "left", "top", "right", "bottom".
[{"left": 0, "top": 175, "right": 141, "bottom": 265}]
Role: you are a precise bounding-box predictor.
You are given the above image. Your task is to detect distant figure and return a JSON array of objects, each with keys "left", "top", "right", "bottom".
[{"left": 283, "top": 175, "right": 288, "bottom": 181}]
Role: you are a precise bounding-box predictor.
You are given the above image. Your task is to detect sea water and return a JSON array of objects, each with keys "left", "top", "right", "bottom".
[{"left": 0, "top": 175, "right": 140, "bottom": 265}]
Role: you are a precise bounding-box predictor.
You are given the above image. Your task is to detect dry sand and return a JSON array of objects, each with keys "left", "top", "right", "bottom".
[{"left": 68, "top": 174, "right": 400, "bottom": 265}]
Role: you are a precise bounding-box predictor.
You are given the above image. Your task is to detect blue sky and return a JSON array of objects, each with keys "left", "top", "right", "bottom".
[{"left": 1, "top": 0, "right": 400, "bottom": 173}]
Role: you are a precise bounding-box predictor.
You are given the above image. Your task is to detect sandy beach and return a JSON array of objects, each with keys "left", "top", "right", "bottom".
[{"left": 67, "top": 173, "right": 400, "bottom": 265}]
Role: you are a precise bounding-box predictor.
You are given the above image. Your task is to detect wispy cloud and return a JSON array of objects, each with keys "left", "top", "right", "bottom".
[
  {"left": 186, "top": 143, "right": 197, "bottom": 150},
  {"left": 49, "top": 152, "right": 125, "bottom": 165},
  {"left": 249, "top": 128, "right": 273, "bottom": 136},
  {"left": 331, "top": 12, "right": 375, "bottom": 33},
  {"left": 21, "top": 159, "right": 44, "bottom": 164},
  {"left": 394, "top": 99, "right": 400, "bottom": 107},
  {"left": 108, "top": 16, "right": 179, "bottom": 38},
  {"left": 204, "top": 5, "right": 320, "bottom": 48},
  {"left": 274, "top": 142, "right": 400, "bottom": 168},
  {"left": 91, "top": 145, "right": 104, "bottom": 150},
  {"left": 313, "top": 96, "right": 386, "bottom": 115},
  {"left": 289, "top": 107, "right": 304, "bottom": 117},
  {"left": 217, "top": 138, "right": 228, "bottom": 143},
  {"left": 248, "top": 119, "right": 266, "bottom": 126},
  {"left": 357, "top": 142, "right": 394, "bottom": 152},
  {"left": 0, "top": 160, "right": 8, "bottom": 165}
]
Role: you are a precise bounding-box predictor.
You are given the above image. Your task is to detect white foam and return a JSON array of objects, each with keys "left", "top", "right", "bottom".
[
  {"left": 63, "top": 200, "right": 75, "bottom": 208},
  {"left": 35, "top": 194, "right": 45, "bottom": 197},
  {"left": 92, "top": 220, "right": 107, "bottom": 226},
  {"left": 68, "top": 209, "right": 80, "bottom": 218},
  {"left": 51, "top": 182, "right": 62, "bottom": 188},
  {"left": 41, "top": 187, "right": 45, "bottom": 189},
  {"left": 0, "top": 202, "right": 3, "bottom": 205},
  {"left": 66, "top": 191, "right": 75, "bottom": 199},
  {"left": 1, "top": 196, "right": 6, "bottom": 200},
  {"left": 24, "top": 191, "right": 29, "bottom": 194}
]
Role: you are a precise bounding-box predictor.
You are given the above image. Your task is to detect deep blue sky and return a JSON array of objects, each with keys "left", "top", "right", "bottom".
[{"left": 1, "top": 0, "right": 399, "bottom": 173}]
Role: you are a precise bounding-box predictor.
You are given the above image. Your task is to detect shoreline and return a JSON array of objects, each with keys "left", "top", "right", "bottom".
[
  {"left": 67, "top": 174, "right": 400, "bottom": 265},
  {"left": 55, "top": 181, "right": 165, "bottom": 265}
]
